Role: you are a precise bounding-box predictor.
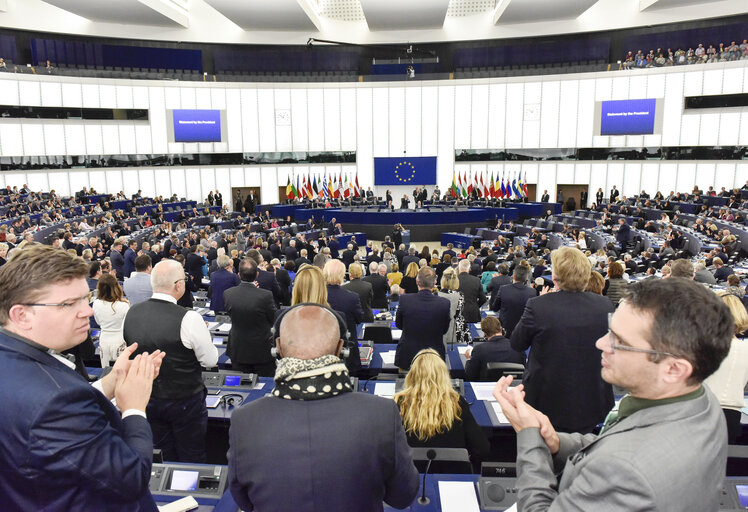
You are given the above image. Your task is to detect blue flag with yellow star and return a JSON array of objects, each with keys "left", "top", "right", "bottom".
[{"left": 373, "top": 157, "right": 437, "bottom": 186}]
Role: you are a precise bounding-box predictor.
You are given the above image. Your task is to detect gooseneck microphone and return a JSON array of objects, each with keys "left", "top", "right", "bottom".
[{"left": 418, "top": 449, "right": 437, "bottom": 505}]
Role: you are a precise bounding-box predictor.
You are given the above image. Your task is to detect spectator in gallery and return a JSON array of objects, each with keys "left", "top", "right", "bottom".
[
  {"left": 44, "top": 60, "right": 53, "bottom": 73},
  {"left": 0, "top": 58, "right": 6, "bottom": 70}
]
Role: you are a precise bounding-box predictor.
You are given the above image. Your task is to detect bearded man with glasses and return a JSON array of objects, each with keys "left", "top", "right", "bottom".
[{"left": 495, "top": 277, "right": 732, "bottom": 511}]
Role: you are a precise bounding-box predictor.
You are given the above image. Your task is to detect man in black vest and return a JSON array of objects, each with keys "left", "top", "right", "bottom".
[{"left": 123, "top": 259, "right": 218, "bottom": 462}]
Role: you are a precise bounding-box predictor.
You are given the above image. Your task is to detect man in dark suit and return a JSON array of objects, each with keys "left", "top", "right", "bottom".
[
  {"left": 580, "top": 189, "right": 588, "bottom": 209},
  {"left": 227, "top": 304, "right": 419, "bottom": 512},
  {"left": 363, "top": 262, "right": 389, "bottom": 309},
  {"left": 510, "top": 246, "right": 614, "bottom": 433},
  {"left": 294, "top": 248, "right": 312, "bottom": 270},
  {"left": 402, "top": 247, "right": 420, "bottom": 270},
  {"left": 110, "top": 239, "right": 125, "bottom": 280},
  {"left": 327, "top": 217, "right": 337, "bottom": 236},
  {"left": 494, "top": 265, "right": 537, "bottom": 337},
  {"left": 327, "top": 236, "right": 339, "bottom": 259},
  {"left": 246, "top": 250, "right": 281, "bottom": 306},
  {"left": 615, "top": 218, "right": 631, "bottom": 252},
  {"left": 457, "top": 259, "right": 486, "bottom": 323},
  {"left": 324, "top": 259, "right": 364, "bottom": 374},
  {"left": 464, "top": 316, "right": 525, "bottom": 381},
  {"left": 609, "top": 185, "right": 619, "bottom": 203},
  {"left": 284, "top": 239, "right": 299, "bottom": 262},
  {"left": 209, "top": 255, "right": 240, "bottom": 313},
  {"left": 540, "top": 190, "right": 550, "bottom": 203},
  {"left": 343, "top": 263, "right": 374, "bottom": 322},
  {"left": 224, "top": 259, "right": 277, "bottom": 376},
  {"left": 0, "top": 245, "right": 164, "bottom": 511},
  {"left": 271, "top": 259, "right": 292, "bottom": 306},
  {"left": 394, "top": 267, "right": 451, "bottom": 370},
  {"left": 341, "top": 243, "right": 357, "bottom": 268}
]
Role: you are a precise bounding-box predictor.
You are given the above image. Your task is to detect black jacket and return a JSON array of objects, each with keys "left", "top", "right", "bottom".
[
  {"left": 457, "top": 273, "right": 486, "bottom": 323},
  {"left": 224, "top": 283, "right": 277, "bottom": 367}
]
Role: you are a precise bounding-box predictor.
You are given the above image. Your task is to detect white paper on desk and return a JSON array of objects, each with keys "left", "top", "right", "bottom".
[
  {"left": 391, "top": 329, "right": 402, "bottom": 341},
  {"left": 438, "top": 481, "right": 480, "bottom": 512},
  {"left": 504, "top": 503, "right": 518, "bottom": 512},
  {"left": 379, "top": 350, "right": 397, "bottom": 365},
  {"left": 491, "top": 402, "right": 510, "bottom": 424},
  {"left": 216, "top": 324, "right": 231, "bottom": 333},
  {"left": 206, "top": 322, "right": 220, "bottom": 330},
  {"left": 374, "top": 382, "right": 396, "bottom": 398},
  {"left": 457, "top": 346, "right": 470, "bottom": 355},
  {"left": 470, "top": 382, "right": 497, "bottom": 401},
  {"left": 253, "top": 381, "right": 265, "bottom": 390}
]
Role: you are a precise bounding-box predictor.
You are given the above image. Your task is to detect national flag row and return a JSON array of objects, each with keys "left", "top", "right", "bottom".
[
  {"left": 285, "top": 172, "right": 362, "bottom": 201},
  {"left": 450, "top": 170, "right": 529, "bottom": 200}
]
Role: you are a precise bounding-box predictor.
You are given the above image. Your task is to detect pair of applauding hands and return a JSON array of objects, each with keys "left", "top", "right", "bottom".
[
  {"left": 98, "top": 343, "right": 166, "bottom": 413},
  {"left": 493, "top": 376, "right": 560, "bottom": 455}
]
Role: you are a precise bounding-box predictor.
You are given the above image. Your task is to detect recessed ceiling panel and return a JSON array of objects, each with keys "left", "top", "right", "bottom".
[
  {"left": 496, "top": 0, "right": 600, "bottom": 24},
  {"left": 641, "top": 0, "right": 724, "bottom": 10},
  {"left": 42, "top": 0, "right": 183, "bottom": 26},
  {"left": 360, "top": 0, "right": 451, "bottom": 30},
  {"left": 203, "top": 0, "right": 318, "bottom": 31}
]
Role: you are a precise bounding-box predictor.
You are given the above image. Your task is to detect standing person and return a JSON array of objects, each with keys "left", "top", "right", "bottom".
[
  {"left": 123, "top": 259, "right": 218, "bottom": 462},
  {"left": 457, "top": 259, "right": 486, "bottom": 324},
  {"left": 595, "top": 187, "right": 604, "bottom": 205},
  {"left": 438, "top": 268, "right": 471, "bottom": 346},
  {"left": 110, "top": 239, "right": 125, "bottom": 280},
  {"left": 363, "top": 262, "right": 389, "bottom": 309},
  {"left": 400, "top": 262, "right": 420, "bottom": 294},
  {"left": 227, "top": 304, "right": 419, "bottom": 511},
  {"left": 494, "top": 265, "right": 537, "bottom": 338},
  {"left": 323, "top": 259, "right": 363, "bottom": 374},
  {"left": 343, "top": 263, "right": 374, "bottom": 322},
  {"left": 609, "top": 185, "right": 619, "bottom": 203},
  {"left": 123, "top": 240, "right": 138, "bottom": 279},
  {"left": 122, "top": 254, "right": 153, "bottom": 306},
  {"left": 0, "top": 244, "right": 164, "bottom": 511},
  {"left": 208, "top": 255, "right": 240, "bottom": 313},
  {"left": 394, "top": 349, "right": 489, "bottom": 464},
  {"left": 93, "top": 274, "right": 130, "bottom": 367},
  {"left": 580, "top": 189, "right": 588, "bottom": 209},
  {"left": 395, "top": 267, "right": 451, "bottom": 370},
  {"left": 224, "top": 259, "right": 277, "bottom": 377},
  {"left": 494, "top": 278, "right": 732, "bottom": 511},
  {"left": 511, "top": 246, "right": 614, "bottom": 433}
]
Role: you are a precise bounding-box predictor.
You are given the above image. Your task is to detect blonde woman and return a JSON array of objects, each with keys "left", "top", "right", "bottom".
[
  {"left": 438, "top": 268, "right": 471, "bottom": 345},
  {"left": 387, "top": 262, "right": 403, "bottom": 287},
  {"left": 705, "top": 293, "right": 748, "bottom": 444},
  {"left": 291, "top": 264, "right": 329, "bottom": 306},
  {"left": 394, "top": 349, "right": 489, "bottom": 461},
  {"left": 401, "top": 262, "right": 419, "bottom": 294},
  {"left": 92, "top": 274, "right": 129, "bottom": 366}
]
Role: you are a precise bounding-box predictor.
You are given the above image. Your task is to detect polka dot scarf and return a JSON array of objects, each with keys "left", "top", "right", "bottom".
[{"left": 272, "top": 355, "right": 353, "bottom": 401}]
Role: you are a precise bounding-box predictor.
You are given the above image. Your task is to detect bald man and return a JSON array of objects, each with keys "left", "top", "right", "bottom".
[
  {"left": 123, "top": 259, "right": 218, "bottom": 462},
  {"left": 227, "top": 304, "right": 419, "bottom": 512}
]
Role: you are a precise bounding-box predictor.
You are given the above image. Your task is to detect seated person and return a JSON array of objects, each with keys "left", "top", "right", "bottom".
[
  {"left": 464, "top": 316, "right": 526, "bottom": 381},
  {"left": 394, "top": 349, "right": 489, "bottom": 465}
]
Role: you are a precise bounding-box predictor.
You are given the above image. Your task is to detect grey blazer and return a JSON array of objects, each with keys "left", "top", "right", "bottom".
[{"left": 515, "top": 388, "right": 726, "bottom": 511}]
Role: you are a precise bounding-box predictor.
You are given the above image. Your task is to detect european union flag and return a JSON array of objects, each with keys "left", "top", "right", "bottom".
[{"left": 374, "top": 157, "right": 437, "bottom": 186}]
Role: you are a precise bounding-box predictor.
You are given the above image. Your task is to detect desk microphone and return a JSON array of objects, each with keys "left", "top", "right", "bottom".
[{"left": 418, "top": 449, "right": 437, "bottom": 505}]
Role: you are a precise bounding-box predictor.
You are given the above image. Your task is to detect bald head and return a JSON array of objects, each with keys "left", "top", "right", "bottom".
[
  {"left": 278, "top": 305, "right": 341, "bottom": 359},
  {"left": 151, "top": 259, "right": 185, "bottom": 298}
]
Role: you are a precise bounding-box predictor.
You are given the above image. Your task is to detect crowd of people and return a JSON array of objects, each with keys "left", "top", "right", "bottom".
[{"left": 622, "top": 39, "right": 748, "bottom": 69}]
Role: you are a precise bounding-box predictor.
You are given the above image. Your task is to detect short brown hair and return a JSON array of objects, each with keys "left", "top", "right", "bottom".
[
  {"left": 586, "top": 271, "right": 605, "bottom": 295},
  {"left": 607, "top": 261, "right": 624, "bottom": 279},
  {"left": 0, "top": 245, "right": 89, "bottom": 323},
  {"left": 669, "top": 259, "right": 694, "bottom": 279},
  {"left": 551, "top": 247, "right": 591, "bottom": 292},
  {"left": 480, "top": 316, "right": 502, "bottom": 337}
]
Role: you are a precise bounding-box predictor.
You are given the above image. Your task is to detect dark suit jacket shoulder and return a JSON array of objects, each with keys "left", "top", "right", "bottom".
[
  {"left": 395, "top": 290, "right": 451, "bottom": 369},
  {"left": 458, "top": 272, "right": 487, "bottom": 323},
  {"left": 343, "top": 279, "right": 374, "bottom": 322},
  {"left": 224, "top": 283, "right": 277, "bottom": 365}
]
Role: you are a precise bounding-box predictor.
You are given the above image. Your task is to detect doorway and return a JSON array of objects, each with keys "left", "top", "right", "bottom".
[
  {"left": 232, "top": 187, "right": 261, "bottom": 213},
  {"left": 556, "top": 185, "right": 589, "bottom": 213}
]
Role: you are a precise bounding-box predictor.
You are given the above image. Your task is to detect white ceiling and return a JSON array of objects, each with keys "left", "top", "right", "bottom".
[
  {"left": 7, "top": 0, "right": 746, "bottom": 45},
  {"left": 42, "top": 0, "right": 184, "bottom": 26},
  {"left": 359, "top": 0, "right": 451, "bottom": 30}
]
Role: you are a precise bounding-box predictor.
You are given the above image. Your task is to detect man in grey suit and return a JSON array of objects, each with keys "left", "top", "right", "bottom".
[
  {"left": 122, "top": 254, "right": 153, "bottom": 305},
  {"left": 494, "top": 278, "right": 732, "bottom": 511},
  {"left": 227, "top": 304, "right": 419, "bottom": 512}
]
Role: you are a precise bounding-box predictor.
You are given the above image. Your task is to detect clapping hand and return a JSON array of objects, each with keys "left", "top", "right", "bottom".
[{"left": 100, "top": 343, "right": 165, "bottom": 399}]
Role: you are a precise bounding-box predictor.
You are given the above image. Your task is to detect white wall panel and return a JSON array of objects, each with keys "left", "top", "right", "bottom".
[
  {"left": 739, "top": 112, "right": 748, "bottom": 145},
  {"left": 18, "top": 81, "right": 41, "bottom": 106},
  {"left": 589, "top": 163, "right": 607, "bottom": 206},
  {"left": 153, "top": 170, "right": 170, "bottom": 198},
  {"left": 0, "top": 80, "right": 19, "bottom": 104},
  {"left": 405, "top": 87, "right": 422, "bottom": 156},
  {"left": 662, "top": 73, "right": 684, "bottom": 147},
  {"left": 43, "top": 125, "right": 65, "bottom": 156},
  {"left": 211, "top": 88, "right": 226, "bottom": 109},
  {"left": 169, "top": 168, "right": 186, "bottom": 200},
  {"left": 26, "top": 172, "right": 48, "bottom": 193},
  {"left": 115, "top": 86, "right": 133, "bottom": 108},
  {"left": 40, "top": 82, "right": 62, "bottom": 107},
  {"left": 437, "top": 86, "right": 455, "bottom": 191},
  {"left": 702, "top": 69, "right": 723, "bottom": 96},
  {"left": 356, "top": 88, "right": 373, "bottom": 188},
  {"left": 698, "top": 113, "right": 720, "bottom": 146},
  {"left": 179, "top": 88, "right": 196, "bottom": 109},
  {"left": 148, "top": 87, "right": 168, "bottom": 154},
  {"left": 199, "top": 168, "right": 216, "bottom": 202},
  {"left": 557, "top": 81, "right": 578, "bottom": 148},
  {"left": 135, "top": 124, "right": 152, "bottom": 154},
  {"left": 522, "top": 82, "right": 541, "bottom": 148},
  {"left": 195, "top": 88, "right": 211, "bottom": 109},
  {"left": 105, "top": 170, "right": 123, "bottom": 195},
  {"left": 118, "top": 125, "right": 137, "bottom": 155},
  {"left": 3, "top": 173, "right": 26, "bottom": 189},
  {"left": 470, "top": 84, "right": 489, "bottom": 150},
  {"left": 84, "top": 125, "right": 103, "bottom": 155},
  {"left": 163, "top": 86, "right": 181, "bottom": 110},
  {"left": 611, "top": 76, "right": 629, "bottom": 100},
  {"left": 229, "top": 167, "right": 245, "bottom": 189},
  {"left": 718, "top": 113, "right": 740, "bottom": 146},
  {"left": 388, "top": 87, "right": 405, "bottom": 156},
  {"left": 606, "top": 163, "right": 624, "bottom": 191},
  {"left": 646, "top": 74, "right": 665, "bottom": 99},
  {"left": 540, "top": 81, "right": 560, "bottom": 148},
  {"left": 576, "top": 80, "right": 595, "bottom": 148},
  {"left": 307, "top": 89, "right": 325, "bottom": 152},
  {"left": 555, "top": 163, "right": 574, "bottom": 184},
  {"left": 81, "top": 84, "right": 100, "bottom": 108},
  {"left": 622, "top": 163, "right": 641, "bottom": 198},
  {"left": 288, "top": 89, "right": 308, "bottom": 152},
  {"left": 714, "top": 163, "right": 735, "bottom": 191},
  {"left": 99, "top": 85, "right": 116, "bottom": 108},
  {"left": 122, "top": 169, "right": 140, "bottom": 197},
  {"left": 101, "top": 125, "right": 120, "bottom": 154},
  {"left": 340, "top": 88, "right": 357, "bottom": 152},
  {"left": 259, "top": 166, "right": 277, "bottom": 204},
  {"left": 505, "top": 84, "right": 523, "bottom": 148},
  {"left": 676, "top": 163, "right": 697, "bottom": 194},
  {"left": 323, "top": 88, "right": 341, "bottom": 151},
  {"left": 132, "top": 87, "right": 149, "bottom": 108},
  {"left": 629, "top": 75, "right": 647, "bottom": 99},
  {"left": 224, "top": 90, "right": 243, "bottom": 153},
  {"left": 88, "top": 170, "right": 106, "bottom": 193},
  {"left": 696, "top": 163, "right": 716, "bottom": 192},
  {"left": 48, "top": 171, "right": 70, "bottom": 197},
  {"left": 453, "top": 85, "right": 471, "bottom": 150},
  {"left": 537, "top": 163, "right": 556, "bottom": 202},
  {"left": 64, "top": 124, "right": 85, "bottom": 155},
  {"left": 240, "top": 89, "right": 260, "bottom": 152},
  {"left": 21, "top": 124, "right": 44, "bottom": 155},
  {"left": 683, "top": 71, "right": 703, "bottom": 96},
  {"left": 137, "top": 169, "right": 155, "bottom": 198},
  {"left": 640, "top": 163, "right": 659, "bottom": 195},
  {"left": 257, "top": 89, "right": 276, "bottom": 152},
  {"left": 215, "top": 168, "right": 231, "bottom": 205},
  {"left": 274, "top": 88, "right": 293, "bottom": 152},
  {"left": 722, "top": 68, "right": 744, "bottom": 95},
  {"left": 679, "top": 115, "right": 700, "bottom": 146},
  {"left": 573, "top": 163, "right": 590, "bottom": 185},
  {"left": 736, "top": 163, "right": 748, "bottom": 189},
  {"left": 594, "top": 77, "right": 612, "bottom": 101},
  {"left": 487, "top": 84, "right": 506, "bottom": 149},
  {"left": 421, "top": 87, "right": 438, "bottom": 156},
  {"left": 522, "top": 163, "right": 538, "bottom": 186},
  {"left": 0, "top": 124, "right": 23, "bottom": 156},
  {"left": 68, "top": 171, "right": 88, "bottom": 196}
]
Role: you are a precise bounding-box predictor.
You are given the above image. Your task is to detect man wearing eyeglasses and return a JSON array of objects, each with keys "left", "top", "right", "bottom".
[
  {"left": 0, "top": 245, "right": 164, "bottom": 511},
  {"left": 495, "top": 278, "right": 732, "bottom": 511},
  {"left": 123, "top": 259, "right": 218, "bottom": 463}
]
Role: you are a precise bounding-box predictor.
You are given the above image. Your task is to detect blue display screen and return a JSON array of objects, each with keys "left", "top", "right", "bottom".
[
  {"left": 173, "top": 109, "right": 221, "bottom": 142},
  {"left": 600, "top": 99, "right": 657, "bottom": 135},
  {"left": 736, "top": 485, "right": 748, "bottom": 506},
  {"left": 223, "top": 375, "right": 241, "bottom": 387}
]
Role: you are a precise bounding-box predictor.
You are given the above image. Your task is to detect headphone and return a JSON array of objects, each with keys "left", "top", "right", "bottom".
[{"left": 271, "top": 302, "right": 350, "bottom": 360}]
